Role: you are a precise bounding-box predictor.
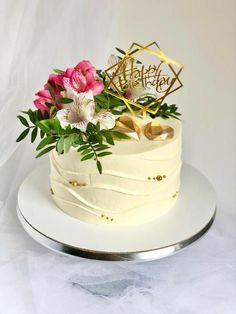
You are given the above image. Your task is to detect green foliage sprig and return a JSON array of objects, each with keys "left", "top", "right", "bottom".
[
  {"left": 16, "top": 110, "right": 129, "bottom": 174},
  {"left": 135, "top": 95, "right": 181, "bottom": 120},
  {"left": 94, "top": 92, "right": 127, "bottom": 115},
  {"left": 150, "top": 103, "right": 181, "bottom": 120}
]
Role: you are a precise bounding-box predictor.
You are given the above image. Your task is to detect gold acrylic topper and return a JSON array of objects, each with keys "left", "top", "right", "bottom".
[{"left": 104, "top": 42, "right": 183, "bottom": 117}]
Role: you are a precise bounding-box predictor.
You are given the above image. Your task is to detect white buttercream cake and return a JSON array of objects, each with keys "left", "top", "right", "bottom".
[{"left": 49, "top": 116, "right": 182, "bottom": 225}]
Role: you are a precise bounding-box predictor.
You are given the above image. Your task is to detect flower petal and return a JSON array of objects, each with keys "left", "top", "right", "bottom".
[
  {"left": 75, "top": 60, "right": 95, "bottom": 75},
  {"left": 56, "top": 109, "right": 70, "bottom": 129},
  {"left": 94, "top": 110, "right": 115, "bottom": 130},
  {"left": 86, "top": 80, "right": 104, "bottom": 96},
  {"left": 33, "top": 99, "right": 48, "bottom": 114},
  {"left": 71, "top": 70, "right": 87, "bottom": 92}
]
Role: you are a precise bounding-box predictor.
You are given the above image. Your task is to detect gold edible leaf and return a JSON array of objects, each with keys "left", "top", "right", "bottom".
[
  {"left": 143, "top": 122, "right": 174, "bottom": 141},
  {"left": 114, "top": 115, "right": 141, "bottom": 140}
]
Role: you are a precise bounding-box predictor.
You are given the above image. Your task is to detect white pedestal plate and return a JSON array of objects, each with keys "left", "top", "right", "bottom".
[{"left": 17, "top": 163, "right": 216, "bottom": 261}]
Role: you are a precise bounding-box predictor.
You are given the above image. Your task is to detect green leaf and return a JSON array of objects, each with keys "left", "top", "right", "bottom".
[
  {"left": 56, "top": 137, "right": 64, "bottom": 154},
  {"left": 96, "top": 160, "right": 102, "bottom": 174},
  {"left": 36, "top": 145, "right": 55, "bottom": 158},
  {"left": 81, "top": 153, "right": 94, "bottom": 161},
  {"left": 115, "top": 47, "right": 126, "bottom": 55},
  {"left": 102, "top": 131, "right": 114, "bottom": 145},
  {"left": 81, "top": 148, "right": 93, "bottom": 155},
  {"left": 28, "top": 110, "right": 36, "bottom": 124},
  {"left": 47, "top": 83, "right": 56, "bottom": 101},
  {"left": 96, "top": 133, "right": 103, "bottom": 145},
  {"left": 57, "top": 97, "right": 73, "bottom": 104},
  {"left": 64, "top": 136, "right": 72, "bottom": 153},
  {"left": 16, "top": 128, "right": 30, "bottom": 142},
  {"left": 77, "top": 144, "right": 90, "bottom": 152},
  {"left": 55, "top": 83, "right": 64, "bottom": 92},
  {"left": 111, "top": 131, "right": 130, "bottom": 139},
  {"left": 86, "top": 122, "right": 95, "bottom": 133},
  {"left": 40, "top": 130, "right": 45, "bottom": 138},
  {"left": 73, "top": 133, "right": 85, "bottom": 145},
  {"left": 38, "top": 119, "right": 57, "bottom": 134},
  {"left": 50, "top": 106, "right": 58, "bottom": 116},
  {"left": 31, "top": 127, "right": 38, "bottom": 143},
  {"left": 94, "top": 144, "right": 110, "bottom": 151},
  {"left": 37, "top": 121, "right": 51, "bottom": 135},
  {"left": 53, "top": 68, "right": 65, "bottom": 74},
  {"left": 97, "top": 151, "right": 112, "bottom": 157},
  {"left": 36, "top": 136, "right": 55, "bottom": 151},
  {"left": 45, "top": 102, "right": 53, "bottom": 109},
  {"left": 96, "top": 122, "right": 100, "bottom": 132},
  {"left": 129, "top": 48, "right": 139, "bottom": 55},
  {"left": 54, "top": 118, "right": 61, "bottom": 134},
  {"left": 17, "top": 115, "right": 29, "bottom": 127},
  {"left": 37, "top": 109, "right": 43, "bottom": 122}
]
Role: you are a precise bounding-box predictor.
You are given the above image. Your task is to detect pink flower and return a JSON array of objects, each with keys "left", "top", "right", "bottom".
[
  {"left": 47, "top": 74, "right": 64, "bottom": 94},
  {"left": 61, "top": 60, "right": 104, "bottom": 96},
  {"left": 34, "top": 80, "right": 62, "bottom": 115},
  {"left": 33, "top": 60, "right": 103, "bottom": 115},
  {"left": 34, "top": 89, "right": 52, "bottom": 114}
]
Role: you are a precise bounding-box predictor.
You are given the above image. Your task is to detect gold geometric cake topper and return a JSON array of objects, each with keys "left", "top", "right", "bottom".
[{"left": 104, "top": 42, "right": 183, "bottom": 118}]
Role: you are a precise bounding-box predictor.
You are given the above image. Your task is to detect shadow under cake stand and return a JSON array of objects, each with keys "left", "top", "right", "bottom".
[{"left": 17, "top": 163, "right": 216, "bottom": 261}]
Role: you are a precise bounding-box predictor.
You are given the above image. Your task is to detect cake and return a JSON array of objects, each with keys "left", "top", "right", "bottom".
[
  {"left": 49, "top": 116, "right": 182, "bottom": 224},
  {"left": 16, "top": 42, "right": 183, "bottom": 226}
]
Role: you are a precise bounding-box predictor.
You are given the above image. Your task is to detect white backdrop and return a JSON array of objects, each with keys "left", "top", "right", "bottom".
[{"left": 0, "top": 1, "right": 235, "bottom": 313}]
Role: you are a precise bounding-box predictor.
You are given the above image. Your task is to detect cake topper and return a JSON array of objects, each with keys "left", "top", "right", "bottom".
[{"left": 105, "top": 42, "right": 183, "bottom": 118}]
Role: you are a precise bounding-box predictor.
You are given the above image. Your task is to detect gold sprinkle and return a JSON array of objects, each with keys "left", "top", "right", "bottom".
[
  {"left": 172, "top": 191, "right": 178, "bottom": 198},
  {"left": 50, "top": 188, "right": 54, "bottom": 195},
  {"left": 156, "top": 175, "right": 163, "bottom": 181},
  {"left": 110, "top": 218, "right": 114, "bottom": 222},
  {"left": 148, "top": 177, "right": 151, "bottom": 180},
  {"left": 106, "top": 217, "right": 109, "bottom": 220},
  {"left": 69, "top": 180, "right": 87, "bottom": 187},
  {"left": 163, "top": 175, "right": 166, "bottom": 178},
  {"left": 101, "top": 214, "right": 105, "bottom": 218},
  {"left": 153, "top": 177, "right": 156, "bottom": 180}
]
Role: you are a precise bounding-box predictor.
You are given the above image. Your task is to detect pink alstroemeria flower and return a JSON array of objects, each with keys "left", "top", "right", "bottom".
[
  {"left": 34, "top": 80, "right": 62, "bottom": 114},
  {"left": 47, "top": 73, "right": 64, "bottom": 93},
  {"left": 61, "top": 60, "right": 104, "bottom": 96}
]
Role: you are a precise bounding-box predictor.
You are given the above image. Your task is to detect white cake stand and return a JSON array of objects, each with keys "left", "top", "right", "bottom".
[{"left": 17, "top": 163, "right": 216, "bottom": 262}]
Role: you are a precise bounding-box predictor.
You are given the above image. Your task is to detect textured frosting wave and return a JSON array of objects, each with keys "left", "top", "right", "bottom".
[{"left": 50, "top": 117, "right": 182, "bottom": 225}]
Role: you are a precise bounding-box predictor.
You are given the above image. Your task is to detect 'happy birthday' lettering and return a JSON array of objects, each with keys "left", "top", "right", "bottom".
[{"left": 115, "top": 60, "right": 175, "bottom": 93}]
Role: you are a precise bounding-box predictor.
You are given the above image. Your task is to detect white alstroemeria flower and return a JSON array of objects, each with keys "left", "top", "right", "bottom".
[{"left": 56, "top": 89, "right": 115, "bottom": 132}]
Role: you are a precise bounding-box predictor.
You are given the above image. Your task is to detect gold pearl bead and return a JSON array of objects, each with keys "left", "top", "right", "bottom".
[
  {"left": 106, "top": 217, "right": 109, "bottom": 220},
  {"left": 156, "top": 175, "right": 162, "bottom": 181},
  {"left": 148, "top": 177, "right": 151, "bottom": 180},
  {"left": 110, "top": 218, "right": 114, "bottom": 222},
  {"left": 101, "top": 214, "right": 105, "bottom": 218}
]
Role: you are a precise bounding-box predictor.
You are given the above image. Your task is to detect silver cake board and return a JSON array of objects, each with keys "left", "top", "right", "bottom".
[{"left": 17, "top": 163, "right": 216, "bottom": 261}]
